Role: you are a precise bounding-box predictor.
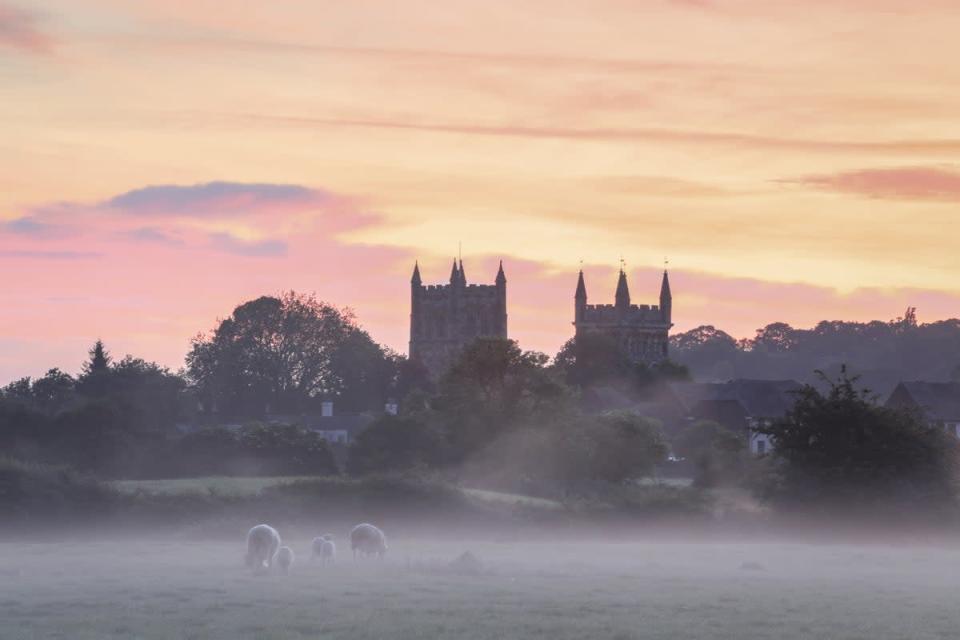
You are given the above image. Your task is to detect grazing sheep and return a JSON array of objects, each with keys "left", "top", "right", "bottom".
[
  {"left": 350, "top": 523, "right": 387, "bottom": 560},
  {"left": 276, "top": 546, "right": 295, "bottom": 575},
  {"left": 311, "top": 535, "right": 336, "bottom": 565},
  {"left": 245, "top": 524, "right": 281, "bottom": 574}
]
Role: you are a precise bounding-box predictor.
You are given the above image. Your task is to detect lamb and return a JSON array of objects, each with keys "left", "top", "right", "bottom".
[
  {"left": 311, "top": 535, "right": 336, "bottom": 565},
  {"left": 276, "top": 546, "right": 295, "bottom": 575},
  {"left": 245, "top": 524, "right": 281, "bottom": 574},
  {"left": 350, "top": 523, "right": 388, "bottom": 560}
]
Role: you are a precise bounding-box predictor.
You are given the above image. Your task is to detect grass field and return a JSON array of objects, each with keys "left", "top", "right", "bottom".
[
  {"left": 112, "top": 476, "right": 316, "bottom": 497},
  {"left": 112, "top": 477, "right": 568, "bottom": 512},
  {"left": 3, "top": 534, "right": 959, "bottom": 639}
]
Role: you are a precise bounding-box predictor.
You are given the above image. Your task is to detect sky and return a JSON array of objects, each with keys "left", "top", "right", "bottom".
[{"left": 2, "top": 0, "right": 960, "bottom": 383}]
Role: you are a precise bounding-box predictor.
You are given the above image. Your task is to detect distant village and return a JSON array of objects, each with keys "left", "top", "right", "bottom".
[{"left": 255, "top": 260, "right": 960, "bottom": 455}]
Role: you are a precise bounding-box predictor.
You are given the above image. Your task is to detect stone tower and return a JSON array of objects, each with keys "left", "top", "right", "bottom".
[
  {"left": 573, "top": 267, "right": 672, "bottom": 364},
  {"left": 409, "top": 259, "right": 508, "bottom": 377}
]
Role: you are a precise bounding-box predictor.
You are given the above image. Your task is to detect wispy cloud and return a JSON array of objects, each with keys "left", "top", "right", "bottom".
[
  {"left": 0, "top": 2, "right": 53, "bottom": 55},
  {"left": 231, "top": 112, "right": 960, "bottom": 156},
  {"left": 121, "top": 227, "right": 184, "bottom": 245},
  {"left": 103, "top": 32, "right": 750, "bottom": 76},
  {"left": 2, "top": 181, "right": 375, "bottom": 255},
  {"left": 788, "top": 166, "right": 960, "bottom": 200},
  {"left": 208, "top": 232, "right": 287, "bottom": 257},
  {"left": 0, "top": 250, "right": 99, "bottom": 259},
  {"left": 106, "top": 181, "right": 327, "bottom": 217},
  {"left": 4, "top": 216, "right": 56, "bottom": 235}
]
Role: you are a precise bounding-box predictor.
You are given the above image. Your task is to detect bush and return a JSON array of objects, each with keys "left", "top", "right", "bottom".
[
  {"left": 756, "top": 369, "right": 960, "bottom": 518},
  {"left": 673, "top": 420, "right": 747, "bottom": 488},
  {"left": 0, "top": 458, "right": 120, "bottom": 529},
  {"left": 136, "top": 424, "right": 339, "bottom": 479},
  {"left": 347, "top": 415, "right": 447, "bottom": 475},
  {"left": 235, "top": 423, "right": 338, "bottom": 476}
]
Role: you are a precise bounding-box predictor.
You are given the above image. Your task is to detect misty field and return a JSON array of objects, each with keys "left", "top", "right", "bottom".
[{"left": 3, "top": 535, "right": 959, "bottom": 640}]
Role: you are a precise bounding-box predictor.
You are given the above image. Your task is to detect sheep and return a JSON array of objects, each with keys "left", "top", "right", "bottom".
[
  {"left": 245, "top": 524, "right": 281, "bottom": 574},
  {"left": 350, "top": 523, "right": 387, "bottom": 560},
  {"left": 276, "top": 546, "right": 295, "bottom": 575},
  {"left": 311, "top": 535, "right": 336, "bottom": 565}
]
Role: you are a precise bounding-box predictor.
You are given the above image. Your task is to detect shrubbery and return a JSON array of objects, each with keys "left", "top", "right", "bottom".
[
  {"left": 755, "top": 369, "right": 960, "bottom": 519},
  {"left": 0, "top": 458, "right": 120, "bottom": 528},
  {"left": 144, "top": 424, "right": 338, "bottom": 479},
  {"left": 673, "top": 420, "right": 748, "bottom": 488}
]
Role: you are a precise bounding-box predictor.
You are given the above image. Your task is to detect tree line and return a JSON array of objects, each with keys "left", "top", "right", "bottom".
[
  {"left": 671, "top": 308, "right": 960, "bottom": 395},
  {"left": 0, "top": 292, "right": 406, "bottom": 478},
  {"left": 3, "top": 292, "right": 959, "bottom": 520}
]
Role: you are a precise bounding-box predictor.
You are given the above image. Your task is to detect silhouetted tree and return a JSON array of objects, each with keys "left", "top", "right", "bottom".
[
  {"left": 53, "top": 400, "right": 132, "bottom": 476},
  {"left": 671, "top": 311, "right": 960, "bottom": 393},
  {"left": 436, "top": 338, "right": 572, "bottom": 460},
  {"left": 187, "top": 292, "right": 394, "bottom": 417},
  {"left": 554, "top": 333, "right": 688, "bottom": 411},
  {"left": 554, "top": 333, "right": 633, "bottom": 388},
  {"left": 108, "top": 357, "right": 188, "bottom": 432},
  {"left": 31, "top": 369, "right": 76, "bottom": 414},
  {"left": 78, "top": 340, "right": 113, "bottom": 397},
  {"left": 1, "top": 377, "right": 33, "bottom": 404},
  {"left": 755, "top": 368, "right": 958, "bottom": 515},
  {"left": 586, "top": 411, "right": 669, "bottom": 483}
]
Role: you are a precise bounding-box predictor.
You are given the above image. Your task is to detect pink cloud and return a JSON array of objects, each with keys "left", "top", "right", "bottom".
[
  {"left": 0, "top": 2, "right": 53, "bottom": 55},
  {"left": 0, "top": 181, "right": 412, "bottom": 382},
  {"left": 791, "top": 166, "right": 960, "bottom": 200}
]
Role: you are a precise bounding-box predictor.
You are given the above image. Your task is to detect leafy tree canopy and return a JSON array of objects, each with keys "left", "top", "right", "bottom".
[
  {"left": 671, "top": 311, "right": 960, "bottom": 394},
  {"left": 187, "top": 292, "right": 396, "bottom": 417},
  {"left": 756, "top": 368, "right": 958, "bottom": 514}
]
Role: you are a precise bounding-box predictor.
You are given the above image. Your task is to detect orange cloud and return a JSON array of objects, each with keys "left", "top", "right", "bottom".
[{"left": 790, "top": 166, "right": 960, "bottom": 200}]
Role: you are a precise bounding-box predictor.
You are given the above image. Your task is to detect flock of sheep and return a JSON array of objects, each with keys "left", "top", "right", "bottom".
[{"left": 245, "top": 522, "right": 388, "bottom": 575}]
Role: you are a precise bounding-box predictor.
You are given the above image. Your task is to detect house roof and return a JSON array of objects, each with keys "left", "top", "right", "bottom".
[
  {"left": 890, "top": 381, "right": 960, "bottom": 421},
  {"left": 669, "top": 379, "right": 802, "bottom": 418}
]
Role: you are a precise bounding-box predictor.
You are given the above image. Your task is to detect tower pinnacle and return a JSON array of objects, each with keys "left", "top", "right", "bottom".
[
  {"left": 615, "top": 266, "right": 630, "bottom": 310},
  {"left": 411, "top": 261, "right": 422, "bottom": 285},
  {"left": 449, "top": 258, "right": 459, "bottom": 284}
]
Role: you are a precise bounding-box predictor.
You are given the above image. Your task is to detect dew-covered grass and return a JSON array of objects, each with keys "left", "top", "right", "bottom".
[{"left": 2, "top": 534, "right": 959, "bottom": 640}]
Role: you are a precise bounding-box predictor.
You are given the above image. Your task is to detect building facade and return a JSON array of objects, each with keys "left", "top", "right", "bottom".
[
  {"left": 409, "top": 259, "right": 508, "bottom": 377},
  {"left": 574, "top": 267, "right": 673, "bottom": 365}
]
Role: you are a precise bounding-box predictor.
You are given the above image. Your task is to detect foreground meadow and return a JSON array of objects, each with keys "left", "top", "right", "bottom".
[{"left": 2, "top": 534, "right": 959, "bottom": 640}]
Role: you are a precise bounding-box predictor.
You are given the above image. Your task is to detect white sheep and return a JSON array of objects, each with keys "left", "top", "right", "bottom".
[
  {"left": 276, "top": 546, "right": 295, "bottom": 575},
  {"left": 245, "top": 524, "right": 281, "bottom": 574},
  {"left": 311, "top": 535, "right": 336, "bottom": 565},
  {"left": 350, "top": 523, "right": 387, "bottom": 560}
]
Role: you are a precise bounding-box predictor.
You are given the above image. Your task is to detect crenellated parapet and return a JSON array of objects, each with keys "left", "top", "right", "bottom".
[
  {"left": 573, "top": 266, "right": 673, "bottom": 364},
  {"left": 409, "top": 259, "right": 508, "bottom": 377}
]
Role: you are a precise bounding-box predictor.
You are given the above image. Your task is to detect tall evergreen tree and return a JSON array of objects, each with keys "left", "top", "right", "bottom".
[
  {"left": 84, "top": 340, "right": 111, "bottom": 375},
  {"left": 78, "top": 340, "right": 113, "bottom": 397}
]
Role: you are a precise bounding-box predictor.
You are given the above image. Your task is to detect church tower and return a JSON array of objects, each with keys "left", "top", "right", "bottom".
[
  {"left": 573, "top": 263, "right": 673, "bottom": 365},
  {"left": 409, "top": 259, "right": 508, "bottom": 378}
]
